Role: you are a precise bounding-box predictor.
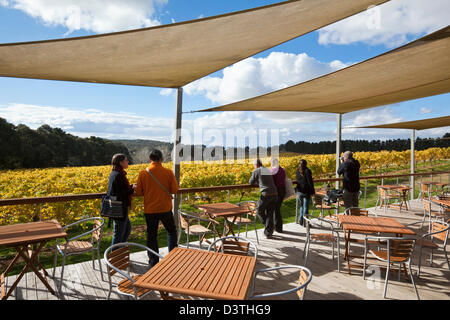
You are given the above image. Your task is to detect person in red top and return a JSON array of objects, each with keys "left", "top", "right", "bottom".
[{"left": 135, "top": 149, "right": 179, "bottom": 267}]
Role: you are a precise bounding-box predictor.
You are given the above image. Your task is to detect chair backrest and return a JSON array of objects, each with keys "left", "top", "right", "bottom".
[
  {"left": 430, "top": 220, "right": 450, "bottom": 243},
  {"left": 104, "top": 242, "right": 163, "bottom": 279},
  {"left": 345, "top": 207, "right": 368, "bottom": 216},
  {"left": 421, "top": 183, "right": 431, "bottom": 193},
  {"left": 106, "top": 245, "right": 130, "bottom": 277},
  {"left": 423, "top": 200, "right": 432, "bottom": 212},
  {"left": 64, "top": 217, "right": 104, "bottom": 242},
  {"left": 313, "top": 194, "right": 324, "bottom": 206},
  {"left": 237, "top": 201, "right": 257, "bottom": 216},
  {"left": 92, "top": 218, "right": 104, "bottom": 242},
  {"left": 178, "top": 210, "right": 190, "bottom": 230},
  {"left": 377, "top": 186, "right": 387, "bottom": 197},
  {"left": 250, "top": 265, "right": 312, "bottom": 300},
  {"left": 208, "top": 236, "right": 258, "bottom": 258},
  {"left": 388, "top": 238, "right": 415, "bottom": 260}
]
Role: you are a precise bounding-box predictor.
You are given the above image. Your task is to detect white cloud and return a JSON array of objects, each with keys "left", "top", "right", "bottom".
[
  {"left": 184, "top": 51, "right": 349, "bottom": 105},
  {"left": 1, "top": 0, "right": 168, "bottom": 35},
  {"left": 159, "top": 88, "right": 174, "bottom": 97},
  {"left": 318, "top": 0, "right": 450, "bottom": 48},
  {"left": 420, "top": 107, "right": 432, "bottom": 114},
  {"left": 0, "top": 103, "right": 174, "bottom": 141}
]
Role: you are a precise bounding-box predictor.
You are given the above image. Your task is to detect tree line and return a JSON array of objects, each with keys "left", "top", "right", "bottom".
[
  {"left": 280, "top": 134, "right": 450, "bottom": 154},
  {"left": 0, "top": 118, "right": 131, "bottom": 170}
]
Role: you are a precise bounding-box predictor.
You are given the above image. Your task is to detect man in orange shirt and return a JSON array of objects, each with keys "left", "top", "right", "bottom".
[{"left": 135, "top": 149, "right": 179, "bottom": 267}]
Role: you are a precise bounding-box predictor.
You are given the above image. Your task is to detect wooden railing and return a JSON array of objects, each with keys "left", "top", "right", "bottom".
[{"left": 0, "top": 170, "right": 448, "bottom": 207}]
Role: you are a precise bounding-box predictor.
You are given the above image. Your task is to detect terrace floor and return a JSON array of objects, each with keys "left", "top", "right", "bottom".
[{"left": 3, "top": 198, "right": 449, "bottom": 300}]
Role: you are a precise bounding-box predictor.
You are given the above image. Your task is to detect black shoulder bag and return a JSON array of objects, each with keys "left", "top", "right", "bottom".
[{"left": 101, "top": 172, "right": 125, "bottom": 219}]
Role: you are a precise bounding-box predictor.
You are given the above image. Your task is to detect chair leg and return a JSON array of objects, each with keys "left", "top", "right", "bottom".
[
  {"left": 444, "top": 247, "right": 450, "bottom": 270},
  {"left": 59, "top": 255, "right": 66, "bottom": 294},
  {"left": 52, "top": 248, "right": 58, "bottom": 278},
  {"left": 337, "top": 236, "right": 341, "bottom": 273},
  {"left": 417, "top": 246, "right": 423, "bottom": 278},
  {"left": 97, "top": 247, "right": 104, "bottom": 281},
  {"left": 383, "top": 263, "right": 390, "bottom": 298},
  {"left": 409, "top": 262, "right": 420, "bottom": 300},
  {"left": 254, "top": 221, "right": 259, "bottom": 244}
]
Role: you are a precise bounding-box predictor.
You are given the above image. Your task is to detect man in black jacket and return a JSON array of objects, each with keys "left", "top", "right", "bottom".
[{"left": 337, "top": 151, "right": 361, "bottom": 210}]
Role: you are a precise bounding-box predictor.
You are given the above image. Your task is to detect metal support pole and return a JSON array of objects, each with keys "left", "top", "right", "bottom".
[
  {"left": 364, "top": 179, "right": 367, "bottom": 209},
  {"left": 336, "top": 114, "right": 342, "bottom": 190},
  {"left": 173, "top": 88, "right": 183, "bottom": 236},
  {"left": 410, "top": 129, "right": 415, "bottom": 200}
]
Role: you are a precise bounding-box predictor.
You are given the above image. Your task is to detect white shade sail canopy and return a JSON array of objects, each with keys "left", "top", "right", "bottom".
[
  {"left": 0, "top": 0, "right": 389, "bottom": 88},
  {"left": 348, "top": 115, "right": 450, "bottom": 131},
  {"left": 197, "top": 25, "right": 450, "bottom": 114}
]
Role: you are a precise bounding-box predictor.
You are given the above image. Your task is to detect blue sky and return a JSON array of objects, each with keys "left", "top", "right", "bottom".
[{"left": 0, "top": 0, "right": 449, "bottom": 145}]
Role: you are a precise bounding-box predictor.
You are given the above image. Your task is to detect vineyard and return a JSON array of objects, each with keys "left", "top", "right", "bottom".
[{"left": 0, "top": 147, "right": 449, "bottom": 226}]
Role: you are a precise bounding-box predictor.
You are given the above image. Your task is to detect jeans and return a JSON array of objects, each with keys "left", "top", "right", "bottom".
[
  {"left": 112, "top": 215, "right": 132, "bottom": 246},
  {"left": 257, "top": 194, "right": 277, "bottom": 237},
  {"left": 297, "top": 193, "right": 311, "bottom": 226},
  {"left": 275, "top": 186, "right": 286, "bottom": 232},
  {"left": 145, "top": 211, "right": 178, "bottom": 267}
]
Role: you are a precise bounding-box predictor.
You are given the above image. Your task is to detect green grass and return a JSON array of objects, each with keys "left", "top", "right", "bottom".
[{"left": 1, "top": 160, "right": 449, "bottom": 276}]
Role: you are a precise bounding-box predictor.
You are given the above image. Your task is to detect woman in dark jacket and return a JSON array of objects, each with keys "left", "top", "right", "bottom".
[
  {"left": 295, "top": 159, "right": 315, "bottom": 226},
  {"left": 108, "top": 154, "right": 135, "bottom": 245}
]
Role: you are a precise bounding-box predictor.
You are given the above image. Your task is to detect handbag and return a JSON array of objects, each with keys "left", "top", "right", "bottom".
[
  {"left": 146, "top": 168, "right": 174, "bottom": 199},
  {"left": 283, "top": 178, "right": 296, "bottom": 200},
  {"left": 101, "top": 172, "right": 125, "bottom": 219}
]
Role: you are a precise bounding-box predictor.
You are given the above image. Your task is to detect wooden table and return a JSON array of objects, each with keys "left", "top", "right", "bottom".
[
  {"left": 337, "top": 215, "right": 416, "bottom": 274},
  {"left": 378, "top": 185, "right": 411, "bottom": 212},
  {"left": 134, "top": 247, "right": 256, "bottom": 300},
  {"left": 431, "top": 198, "right": 450, "bottom": 212},
  {"left": 196, "top": 202, "right": 251, "bottom": 240},
  {"left": 0, "top": 220, "right": 67, "bottom": 300}
]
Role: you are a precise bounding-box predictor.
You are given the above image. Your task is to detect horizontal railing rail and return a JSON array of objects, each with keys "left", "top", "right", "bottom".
[{"left": 0, "top": 170, "right": 448, "bottom": 207}]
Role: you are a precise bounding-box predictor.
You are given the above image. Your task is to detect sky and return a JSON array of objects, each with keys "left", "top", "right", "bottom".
[{"left": 0, "top": 0, "right": 449, "bottom": 147}]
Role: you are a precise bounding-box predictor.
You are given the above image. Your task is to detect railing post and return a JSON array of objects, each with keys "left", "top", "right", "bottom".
[{"left": 364, "top": 179, "right": 367, "bottom": 209}]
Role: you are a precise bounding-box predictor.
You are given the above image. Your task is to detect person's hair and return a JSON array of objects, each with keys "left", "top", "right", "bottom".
[
  {"left": 343, "top": 151, "right": 353, "bottom": 160},
  {"left": 111, "top": 153, "right": 127, "bottom": 171},
  {"left": 298, "top": 159, "right": 307, "bottom": 175},
  {"left": 254, "top": 159, "right": 263, "bottom": 167},
  {"left": 271, "top": 158, "right": 279, "bottom": 168},
  {"left": 149, "top": 149, "right": 163, "bottom": 162}
]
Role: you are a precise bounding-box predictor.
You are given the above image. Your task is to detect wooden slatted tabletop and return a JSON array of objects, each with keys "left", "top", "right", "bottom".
[
  {"left": 0, "top": 220, "right": 67, "bottom": 247},
  {"left": 134, "top": 247, "right": 256, "bottom": 300},
  {"left": 431, "top": 198, "right": 450, "bottom": 208},
  {"left": 196, "top": 202, "right": 251, "bottom": 217},
  {"left": 337, "top": 215, "right": 415, "bottom": 235},
  {"left": 0, "top": 220, "right": 67, "bottom": 300}
]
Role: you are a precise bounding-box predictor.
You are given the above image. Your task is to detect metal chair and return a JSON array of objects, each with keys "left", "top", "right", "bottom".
[
  {"left": 249, "top": 265, "right": 312, "bottom": 300},
  {"left": 303, "top": 214, "right": 341, "bottom": 272},
  {"left": 104, "top": 242, "right": 162, "bottom": 300},
  {"left": 178, "top": 210, "right": 217, "bottom": 249},
  {"left": 416, "top": 220, "right": 450, "bottom": 278},
  {"left": 363, "top": 236, "right": 419, "bottom": 300},
  {"left": 375, "top": 186, "right": 401, "bottom": 214},
  {"left": 227, "top": 201, "right": 259, "bottom": 244},
  {"left": 312, "top": 194, "right": 336, "bottom": 218},
  {"left": 421, "top": 200, "right": 447, "bottom": 231},
  {"left": 418, "top": 182, "right": 433, "bottom": 200},
  {"left": 207, "top": 236, "right": 258, "bottom": 258},
  {"left": 53, "top": 217, "right": 105, "bottom": 292}
]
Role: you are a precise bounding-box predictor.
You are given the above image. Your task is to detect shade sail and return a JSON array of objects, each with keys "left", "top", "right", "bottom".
[
  {"left": 348, "top": 115, "right": 450, "bottom": 131},
  {"left": 197, "top": 25, "right": 450, "bottom": 113},
  {"left": 0, "top": 0, "right": 389, "bottom": 88}
]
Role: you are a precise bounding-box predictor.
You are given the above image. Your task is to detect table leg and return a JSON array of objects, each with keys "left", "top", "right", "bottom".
[{"left": 2, "top": 242, "right": 54, "bottom": 300}]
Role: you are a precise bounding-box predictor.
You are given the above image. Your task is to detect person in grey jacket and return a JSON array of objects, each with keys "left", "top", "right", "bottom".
[{"left": 249, "top": 159, "right": 278, "bottom": 239}]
